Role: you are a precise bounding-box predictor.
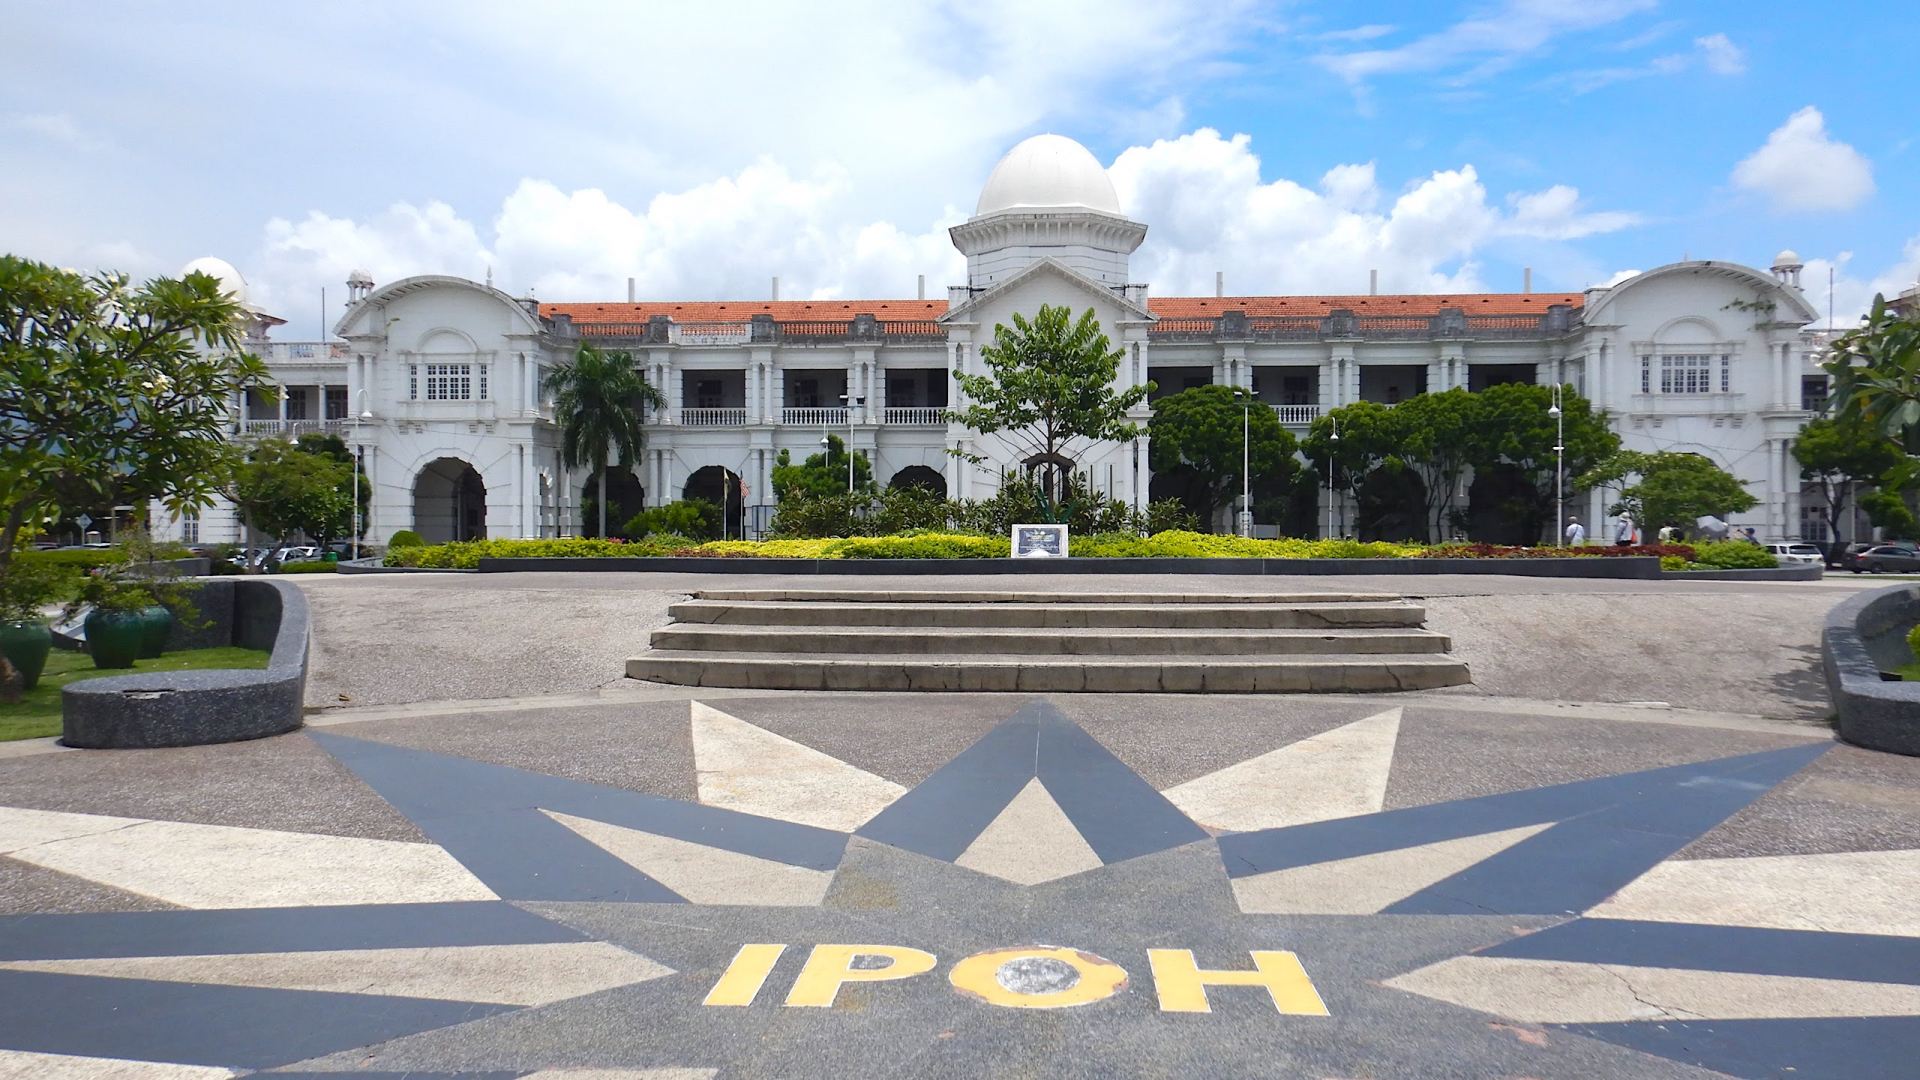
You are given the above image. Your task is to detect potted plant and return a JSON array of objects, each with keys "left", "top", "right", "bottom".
[
  {"left": 0, "top": 557, "right": 71, "bottom": 691},
  {"left": 66, "top": 572, "right": 158, "bottom": 670}
]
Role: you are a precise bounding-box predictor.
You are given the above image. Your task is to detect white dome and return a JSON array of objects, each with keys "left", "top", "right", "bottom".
[
  {"left": 1774, "top": 249, "right": 1802, "bottom": 266},
  {"left": 975, "top": 134, "right": 1121, "bottom": 216},
  {"left": 179, "top": 256, "right": 248, "bottom": 303},
  {"left": 347, "top": 268, "right": 374, "bottom": 286}
]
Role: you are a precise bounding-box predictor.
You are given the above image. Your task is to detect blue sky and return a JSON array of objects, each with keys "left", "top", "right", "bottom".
[{"left": 2, "top": 0, "right": 1913, "bottom": 337}]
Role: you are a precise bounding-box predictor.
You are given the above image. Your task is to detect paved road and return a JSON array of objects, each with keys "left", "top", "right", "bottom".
[
  {"left": 2, "top": 689, "right": 1918, "bottom": 1077},
  {"left": 294, "top": 571, "right": 1865, "bottom": 720},
  {"left": 1, "top": 571, "right": 1912, "bottom": 1077}
]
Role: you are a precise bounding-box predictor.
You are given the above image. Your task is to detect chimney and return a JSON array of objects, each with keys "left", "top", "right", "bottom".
[
  {"left": 771, "top": 276, "right": 780, "bottom": 301},
  {"left": 917, "top": 274, "right": 926, "bottom": 301},
  {"left": 1369, "top": 269, "right": 1378, "bottom": 296},
  {"left": 1215, "top": 271, "right": 1224, "bottom": 298},
  {"left": 627, "top": 277, "right": 635, "bottom": 303},
  {"left": 1523, "top": 267, "right": 1533, "bottom": 294}
]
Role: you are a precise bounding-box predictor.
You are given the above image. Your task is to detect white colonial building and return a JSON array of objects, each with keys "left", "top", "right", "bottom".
[{"left": 165, "top": 134, "right": 1839, "bottom": 547}]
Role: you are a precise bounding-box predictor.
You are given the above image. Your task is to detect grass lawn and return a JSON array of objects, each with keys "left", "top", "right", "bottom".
[{"left": 0, "top": 646, "right": 269, "bottom": 742}]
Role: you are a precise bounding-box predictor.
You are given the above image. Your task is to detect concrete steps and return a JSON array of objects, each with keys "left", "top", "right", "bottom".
[
  {"left": 665, "top": 599, "right": 1427, "bottom": 630},
  {"left": 631, "top": 589, "right": 1471, "bottom": 694},
  {"left": 650, "top": 625, "right": 1452, "bottom": 656}
]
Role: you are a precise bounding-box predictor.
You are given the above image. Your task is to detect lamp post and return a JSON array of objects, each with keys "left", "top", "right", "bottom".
[
  {"left": 1549, "top": 385, "right": 1564, "bottom": 546},
  {"left": 1326, "top": 414, "right": 1340, "bottom": 539},
  {"left": 1238, "top": 394, "right": 1253, "bottom": 538},
  {"left": 838, "top": 392, "right": 864, "bottom": 493},
  {"left": 351, "top": 388, "right": 372, "bottom": 560}
]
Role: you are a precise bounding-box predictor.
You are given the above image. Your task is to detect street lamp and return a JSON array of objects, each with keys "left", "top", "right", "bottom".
[
  {"left": 838, "top": 392, "right": 865, "bottom": 493},
  {"left": 1549, "top": 385, "right": 1565, "bottom": 546},
  {"left": 351, "top": 388, "right": 372, "bottom": 560},
  {"left": 1326, "top": 414, "right": 1340, "bottom": 539},
  {"left": 1238, "top": 394, "right": 1253, "bottom": 538}
]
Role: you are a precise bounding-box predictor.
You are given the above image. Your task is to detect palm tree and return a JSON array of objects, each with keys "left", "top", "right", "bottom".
[{"left": 545, "top": 343, "right": 665, "bottom": 538}]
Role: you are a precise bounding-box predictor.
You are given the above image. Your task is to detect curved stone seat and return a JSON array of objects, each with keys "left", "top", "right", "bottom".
[
  {"left": 1822, "top": 582, "right": 1920, "bottom": 756},
  {"left": 61, "top": 578, "right": 309, "bottom": 749}
]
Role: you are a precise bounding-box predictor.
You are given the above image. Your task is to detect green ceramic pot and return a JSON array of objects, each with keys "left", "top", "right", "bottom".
[
  {"left": 0, "top": 619, "right": 52, "bottom": 690},
  {"left": 137, "top": 605, "right": 173, "bottom": 659},
  {"left": 85, "top": 609, "right": 145, "bottom": 669}
]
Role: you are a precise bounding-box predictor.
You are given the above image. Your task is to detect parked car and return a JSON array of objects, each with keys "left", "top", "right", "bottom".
[
  {"left": 1763, "top": 542, "right": 1824, "bottom": 567},
  {"left": 1854, "top": 545, "right": 1920, "bottom": 574}
]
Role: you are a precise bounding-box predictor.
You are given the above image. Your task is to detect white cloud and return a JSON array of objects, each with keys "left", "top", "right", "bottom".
[
  {"left": 1593, "top": 268, "right": 1643, "bottom": 288},
  {"left": 1503, "top": 186, "right": 1643, "bottom": 240},
  {"left": 1732, "top": 107, "right": 1875, "bottom": 213},
  {"left": 1550, "top": 32, "right": 1745, "bottom": 94},
  {"left": 249, "top": 127, "right": 1642, "bottom": 330},
  {"left": 1107, "top": 128, "right": 1637, "bottom": 296},
  {"left": 1802, "top": 239, "right": 1920, "bottom": 329},
  {"left": 252, "top": 160, "right": 967, "bottom": 324},
  {"left": 1315, "top": 0, "right": 1656, "bottom": 86},
  {"left": 1695, "top": 33, "right": 1746, "bottom": 75},
  {"left": 4, "top": 111, "right": 108, "bottom": 152}
]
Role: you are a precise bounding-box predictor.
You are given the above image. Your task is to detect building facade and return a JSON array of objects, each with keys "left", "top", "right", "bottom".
[{"left": 164, "top": 134, "right": 1836, "bottom": 547}]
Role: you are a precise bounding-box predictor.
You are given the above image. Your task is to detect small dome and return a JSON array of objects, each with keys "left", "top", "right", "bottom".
[
  {"left": 179, "top": 256, "right": 248, "bottom": 303},
  {"left": 347, "top": 268, "right": 374, "bottom": 286},
  {"left": 1773, "top": 249, "right": 1802, "bottom": 267},
  {"left": 975, "top": 134, "right": 1121, "bottom": 217}
]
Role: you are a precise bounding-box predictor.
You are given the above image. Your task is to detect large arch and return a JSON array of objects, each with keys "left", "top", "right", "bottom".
[
  {"left": 580, "top": 468, "right": 646, "bottom": 538},
  {"left": 413, "top": 457, "right": 488, "bottom": 543},
  {"left": 684, "top": 465, "right": 744, "bottom": 540},
  {"left": 888, "top": 465, "right": 947, "bottom": 498}
]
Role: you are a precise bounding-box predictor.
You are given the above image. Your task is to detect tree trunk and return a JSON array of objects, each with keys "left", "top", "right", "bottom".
[{"left": 598, "top": 458, "right": 609, "bottom": 540}]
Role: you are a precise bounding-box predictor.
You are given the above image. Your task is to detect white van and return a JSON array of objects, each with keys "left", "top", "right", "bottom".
[{"left": 1764, "top": 542, "right": 1824, "bottom": 566}]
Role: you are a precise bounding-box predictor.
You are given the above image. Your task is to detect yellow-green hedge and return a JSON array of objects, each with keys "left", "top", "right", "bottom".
[{"left": 386, "top": 530, "right": 1442, "bottom": 566}]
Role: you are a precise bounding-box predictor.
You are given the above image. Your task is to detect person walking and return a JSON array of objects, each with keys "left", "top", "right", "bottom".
[
  {"left": 1657, "top": 523, "right": 1676, "bottom": 544},
  {"left": 1565, "top": 516, "right": 1586, "bottom": 545},
  {"left": 1615, "top": 512, "right": 1635, "bottom": 547}
]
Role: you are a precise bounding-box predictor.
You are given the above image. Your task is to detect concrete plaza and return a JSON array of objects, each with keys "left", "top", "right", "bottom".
[{"left": 1, "top": 571, "right": 1917, "bottom": 1078}]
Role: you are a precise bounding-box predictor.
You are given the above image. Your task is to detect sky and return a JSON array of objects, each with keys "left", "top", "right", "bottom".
[{"left": 2, "top": 0, "right": 1915, "bottom": 339}]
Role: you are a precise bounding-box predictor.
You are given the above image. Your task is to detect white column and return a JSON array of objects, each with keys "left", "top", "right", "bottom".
[
  {"left": 1318, "top": 356, "right": 1335, "bottom": 411},
  {"left": 1785, "top": 440, "right": 1802, "bottom": 538}
]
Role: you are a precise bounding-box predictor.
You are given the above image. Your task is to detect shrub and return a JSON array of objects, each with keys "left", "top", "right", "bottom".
[
  {"left": 1144, "top": 499, "right": 1201, "bottom": 535},
  {"left": 1908, "top": 622, "right": 1920, "bottom": 662},
  {"left": 277, "top": 560, "right": 336, "bottom": 574},
  {"left": 828, "top": 533, "right": 1010, "bottom": 559},
  {"left": 1418, "top": 542, "right": 1698, "bottom": 561},
  {"left": 386, "top": 529, "right": 425, "bottom": 549},
  {"left": 625, "top": 499, "right": 721, "bottom": 541},
  {"left": 1660, "top": 555, "right": 1690, "bottom": 572},
  {"left": 1690, "top": 541, "right": 1779, "bottom": 570}
]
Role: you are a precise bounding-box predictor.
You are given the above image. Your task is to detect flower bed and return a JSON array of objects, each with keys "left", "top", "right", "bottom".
[{"left": 382, "top": 530, "right": 1774, "bottom": 569}]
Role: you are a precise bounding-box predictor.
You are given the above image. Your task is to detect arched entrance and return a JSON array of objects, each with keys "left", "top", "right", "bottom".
[
  {"left": 579, "top": 468, "right": 646, "bottom": 538},
  {"left": 684, "top": 465, "right": 744, "bottom": 540},
  {"left": 888, "top": 465, "right": 947, "bottom": 499},
  {"left": 413, "top": 458, "right": 487, "bottom": 543},
  {"left": 1356, "top": 468, "right": 1427, "bottom": 543},
  {"left": 1467, "top": 465, "right": 1544, "bottom": 545}
]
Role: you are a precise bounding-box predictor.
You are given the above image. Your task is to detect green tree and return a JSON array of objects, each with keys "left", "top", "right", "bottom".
[
  {"left": 1861, "top": 489, "right": 1920, "bottom": 540},
  {"left": 1396, "top": 388, "right": 1481, "bottom": 539},
  {"left": 1470, "top": 383, "right": 1619, "bottom": 542},
  {"left": 1147, "top": 385, "right": 1299, "bottom": 528},
  {"left": 1300, "top": 401, "right": 1413, "bottom": 538},
  {"left": 0, "top": 255, "right": 265, "bottom": 579},
  {"left": 1825, "top": 294, "right": 1920, "bottom": 451},
  {"left": 544, "top": 343, "right": 665, "bottom": 540},
  {"left": 293, "top": 432, "right": 369, "bottom": 538},
  {"left": 229, "top": 439, "right": 355, "bottom": 547},
  {"left": 771, "top": 435, "right": 874, "bottom": 501},
  {"left": 948, "top": 305, "right": 1150, "bottom": 522},
  {"left": 1578, "top": 451, "right": 1758, "bottom": 535},
  {"left": 1793, "top": 415, "right": 1902, "bottom": 546}
]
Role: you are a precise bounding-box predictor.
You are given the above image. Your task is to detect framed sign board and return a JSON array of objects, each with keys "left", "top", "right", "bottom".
[{"left": 1010, "top": 523, "right": 1069, "bottom": 558}]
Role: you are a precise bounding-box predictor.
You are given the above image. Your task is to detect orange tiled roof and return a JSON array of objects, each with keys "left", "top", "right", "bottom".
[
  {"left": 1144, "top": 293, "right": 1584, "bottom": 318},
  {"left": 541, "top": 300, "right": 948, "bottom": 323},
  {"left": 540, "top": 292, "right": 1584, "bottom": 324}
]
